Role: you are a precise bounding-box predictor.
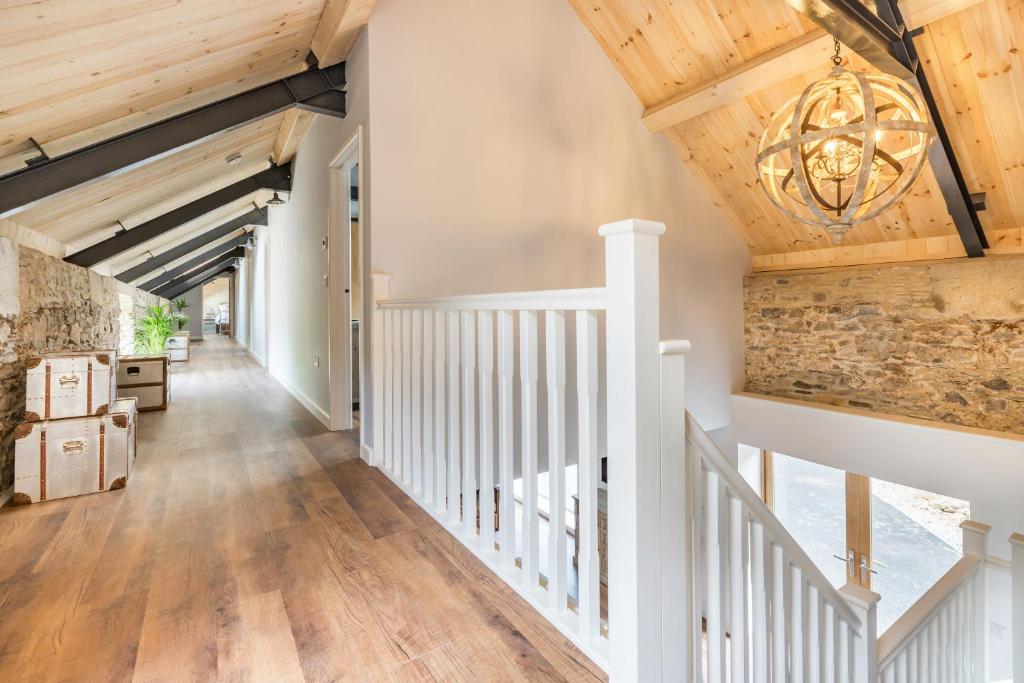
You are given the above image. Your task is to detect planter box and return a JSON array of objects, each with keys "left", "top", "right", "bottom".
[
  {"left": 24, "top": 351, "right": 117, "bottom": 422},
  {"left": 13, "top": 398, "right": 138, "bottom": 504},
  {"left": 117, "top": 354, "right": 170, "bottom": 411}
]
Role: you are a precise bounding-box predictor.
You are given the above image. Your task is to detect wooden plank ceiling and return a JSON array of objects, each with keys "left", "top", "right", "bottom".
[
  {"left": 0, "top": 0, "right": 373, "bottom": 262},
  {"left": 569, "top": 0, "right": 1024, "bottom": 270}
]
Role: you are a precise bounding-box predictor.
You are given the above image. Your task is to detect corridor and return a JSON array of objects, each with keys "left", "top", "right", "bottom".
[{"left": 0, "top": 338, "right": 603, "bottom": 681}]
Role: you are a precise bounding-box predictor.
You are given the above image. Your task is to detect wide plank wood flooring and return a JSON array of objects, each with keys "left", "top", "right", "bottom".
[{"left": 0, "top": 337, "right": 604, "bottom": 682}]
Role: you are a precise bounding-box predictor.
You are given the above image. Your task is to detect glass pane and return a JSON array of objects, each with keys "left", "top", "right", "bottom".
[
  {"left": 871, "top": 479, "right": 969, "bottom": 633},
  {"left": 773, "top": 453, "right": 848, "bottom": 588}
]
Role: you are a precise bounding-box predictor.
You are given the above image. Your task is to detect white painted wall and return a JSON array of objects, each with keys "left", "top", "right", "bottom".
[
  {"left": 182, "top": 287, "right": 203, "bottom": 339},
  {"left": 249, "top": 224, "right": 270, "bottom": 366},
  {"left": 234, "top": 256, "right": 251, "bottom": 348},
  {"left": 257, "top": 29, "right": 370, "bottom": 425},
  {"left": 367, "top": 0, "right": 750, "bottom": 433}
]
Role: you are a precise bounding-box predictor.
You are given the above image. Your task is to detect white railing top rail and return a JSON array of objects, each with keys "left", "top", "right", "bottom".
[
  {"left": 876, "top": 553, "right": 980, "bottom": 667},
  {"left": 377, "top": 286, "right": 606, "bottom": 311},
  {"left": 685, "top": 410, "right": 864, "bottom": 632}
]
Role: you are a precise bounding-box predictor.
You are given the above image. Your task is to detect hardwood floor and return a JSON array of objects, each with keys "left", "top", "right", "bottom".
[{"left": 0, "top": 337, "right": 604, "bottom": 682}]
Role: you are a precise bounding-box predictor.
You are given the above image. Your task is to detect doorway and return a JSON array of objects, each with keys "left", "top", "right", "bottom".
[
  {"left": 753, "top": 449, "right": 969, "bottom": 632},
  {"left": 327, "top": 128, "right": 364, "bottom": 432}
]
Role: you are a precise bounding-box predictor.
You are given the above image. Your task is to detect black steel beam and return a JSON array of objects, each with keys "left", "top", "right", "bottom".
[
  {"left": 66, "top": 165, "right": 288, "bottom": 268},
  {"left": 0, "top": 62, "right": 344, "bottom": 217},
  {"left": 115, "top": 206, "right": 267, "bottom": 283},
  {"left": 161, "top": 257, "right": 241, "bottom": 300},
  {"left": 154, "top": 246, "right": 245, "bottom": 297},
  {"left": 784, "top": 0, "right": 988, "bottom": 257},
  {"left": 139, "top": 235, "right": 249, "bottom": 292}
]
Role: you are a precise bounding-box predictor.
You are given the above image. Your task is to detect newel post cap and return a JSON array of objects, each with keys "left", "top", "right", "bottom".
[
  {"left": 598, "top": 218, "right": 666, "bottom": 238},
  {"left": 659, "top": 339, "right": 692, "bottom": 355},
  {"left": 839, "top": 582, "right": 882, "bottom": 610}
]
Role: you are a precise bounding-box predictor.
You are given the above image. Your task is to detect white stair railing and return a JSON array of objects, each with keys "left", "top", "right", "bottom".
[
  {"left": 681, "top": 410, "right": 876, "bottom": 683},
  {"left": 876, "top": 521, "right": 990, "bottom": 683},
  {"left": 372, "top": 219, "right": 675, "bottom": 676},
  {"left": 1009, "top": 532, "right": 1023, "bottom": 683}
]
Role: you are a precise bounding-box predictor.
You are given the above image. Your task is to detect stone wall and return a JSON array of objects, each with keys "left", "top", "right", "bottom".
[
  {"left": 744, "top": 256, "right": 1024, "bottom": 435},
  {"left": 0, "top": 238, "right": 163, "bottom": 491}
]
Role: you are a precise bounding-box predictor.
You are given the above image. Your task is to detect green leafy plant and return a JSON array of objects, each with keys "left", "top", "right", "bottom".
[
  {"left": 172, "top": 297, "right": 190, "bottom": 330},
  {"left": 135, "top": 304, "right": 187, "bottom": 354}
]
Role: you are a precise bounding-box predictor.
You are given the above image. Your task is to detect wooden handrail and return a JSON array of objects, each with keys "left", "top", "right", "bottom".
[
  {"left": 876, "top": 554, "right": 980, "bottom": 667},
  {"left": 685, "top": 410, "right": 864, "bottom": 633},
  {"left": 377, "top": 287, "right": 606, "bottom": 311}
]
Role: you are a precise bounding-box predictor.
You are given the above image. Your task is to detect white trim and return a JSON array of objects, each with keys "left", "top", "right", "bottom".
[
  {"left": 326, "top": 127, "right": 363, "bottom": 433},
  {"left": 270, "top": 366, "right": 331, "bottom": 428},
  {"left": 246, "top": 346, "right": 267, "bottom": 367},
  {"left": 378, "top": 287, "right": 606, "bottom": 311},
  {"left": 361, "top": 443, "right": 373, "bottom": 463}
]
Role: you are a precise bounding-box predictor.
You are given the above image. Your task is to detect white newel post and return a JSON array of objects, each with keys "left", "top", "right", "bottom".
[
  {"left": 1011, "top": 532, "right": 1024, "bottom": 682},
  {"left": 601, "top": 218, "right": 668, "bottom": 681},
  {"left": 963, "top": 520, "right": 990, "bottom": 683},
  {"left": 839, "top": 583, "right": 879, "bottom": 683},
  {"left": 370, "top": 273, "right": 392, "bottom": 466}
]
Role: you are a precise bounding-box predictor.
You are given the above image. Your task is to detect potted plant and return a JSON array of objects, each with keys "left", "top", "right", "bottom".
[
  {"left": 172, "top": 297, "right": 190, "bottom": 330},
  {"left": 135, "top": 304, "right": 187, "bottom": 354}
]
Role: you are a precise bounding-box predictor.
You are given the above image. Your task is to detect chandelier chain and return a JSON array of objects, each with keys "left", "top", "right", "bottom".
[{"left": 831, "top": 36, "right": 842, "bottom": 66}]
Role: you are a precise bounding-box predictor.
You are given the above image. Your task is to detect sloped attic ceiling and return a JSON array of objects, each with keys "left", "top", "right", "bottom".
[
  {"left": 569, "top": 0, "right": 1024, "bottom": 270},
  {"left": 0, "top": 0, "right": 374, "bottom": 270}
]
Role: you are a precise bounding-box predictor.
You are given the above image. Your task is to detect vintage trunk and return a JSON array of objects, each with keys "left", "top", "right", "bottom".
[
  {"left": 13, "top": 397, "right": 138, "bottom": 504},
  {"left": 165, "top": 332, "right": 189, "bottom": 362},
  {"left": 116, "top": 354, "right": 170, "bottom": 411},
  {"left": 24, "top": 351, "right": 117, "bottom": 422}
]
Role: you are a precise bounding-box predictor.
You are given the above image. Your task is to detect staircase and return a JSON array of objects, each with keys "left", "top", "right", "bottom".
[{"left": 371, "top": 219, "right": 1022, "bottom": 681}]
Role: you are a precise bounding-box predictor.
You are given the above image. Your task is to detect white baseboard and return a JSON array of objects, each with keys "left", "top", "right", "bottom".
[
  {"left": 361, "top": 443, "right": 373, "bottom": 464},
  {"left": 269, "top": 368, "right": 331, "bottom": 429},
  {"left": 246, "top": 346, "right": 266, "bottom": 367}
]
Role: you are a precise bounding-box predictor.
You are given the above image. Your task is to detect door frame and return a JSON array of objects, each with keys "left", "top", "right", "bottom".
[
  {"left": 761, "top": 449, "right": 874, "bottom": 588},
  {"left": 326, "top": 126, "right": 364, "bottom": 431}
]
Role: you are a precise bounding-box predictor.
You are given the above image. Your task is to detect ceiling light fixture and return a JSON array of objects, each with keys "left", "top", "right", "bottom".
[
  {"left": 755, "top": 37, "right": 934, "bottom": 244},
  {"left": 266, "top": 191, "right": 286, "bottom": 206}
]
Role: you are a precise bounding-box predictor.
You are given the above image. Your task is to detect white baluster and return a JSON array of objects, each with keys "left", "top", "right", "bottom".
[
  {"left": 497, "top": 310, "right": 515, "bottom": 570},
  {"left": 411, "top": 309, "right": 423, "bottom": 496},
  {"left": 729, "top": 495, "right": 748, "bottom": 683},
  {"left": 659, "top": 339, "right": 690, "bottom": 680},
  {"left": 772, "top": 543, "right": 786, "bottom": 683},
  {"left": 422, "top": 310, "right": 434, "bottom": 504},
  {"left": 383, "top": 309, "right": 394, "bottom": 473},
  {"left": 706, "top": 470, "right": 725, "bottom": 682},
  {"left": 478, "top": 310, "right": 495, "bottom": 553},
  {"left": 576, "top": 309, "right": 600, "bottom": 641},
  {"left": 750, "top": 521, "right": 769, "bottom": 683},
  {"left": 461, "top": 311, "right": 477, "bottom": 538},
  {"left": 391, "top": 308, "right": 402, "bottom": 477},
  {"left": 446, "top": 310, "right": 461, "bottom": 524},
  {"left": 907, "top": 638, "right": 918, "bottom": 683},
  {"left": 519, "top": 309, "right": 539, "bottom": 590},
  {"left": 808, "top": 585, "right": 821, "bottom": 683},
  {"left": 401, "top": 309, "right": 413, "bottom": 485},
  {"left": 824, "top": 603, "right": 836, "bottom": 683},
  {"left": 954, "top": 586, "right": 963, "bottom": 683},
  {"left": 545, "top": 310, "right": 567, "bottom": 612},
  {"left": 433, "top": 311, "right": 446, "bottom": 513},
  {"left": 839, "top": 618, "right": 851, "bottom": 683},
  {"left": 791, "top": 567, "right": 805, "bottom": 683},
  {"left": 840, "top": 583, "right": 880, "bottom": 683}
]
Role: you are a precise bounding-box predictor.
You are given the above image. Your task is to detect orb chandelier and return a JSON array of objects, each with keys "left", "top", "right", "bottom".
[{"left": 755, "top": 38, "right": 934, "bottom": 244}]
